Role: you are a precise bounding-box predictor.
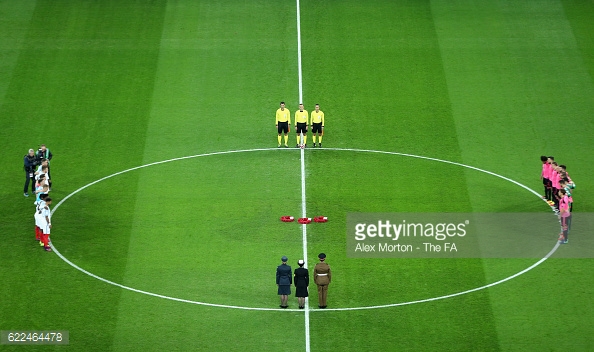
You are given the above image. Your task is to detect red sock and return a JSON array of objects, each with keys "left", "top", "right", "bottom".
[
  {"left": 42, "top": 234, "right": 49, "bottom": 247},
  {"left": 35, "top": 227, "right": 40, "bottom": 240}
]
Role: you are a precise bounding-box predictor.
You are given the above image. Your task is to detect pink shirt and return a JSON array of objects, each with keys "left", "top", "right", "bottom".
[
  {"left": 559, "top": 195, "right": 570, "bottom": 217},
  {"left": 544, "top": 163, "right": 552, "bottom": 180}
]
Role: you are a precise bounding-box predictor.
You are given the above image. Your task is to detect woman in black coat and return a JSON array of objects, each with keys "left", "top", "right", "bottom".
[{"left": 293, "top": 259, "right": 309, "bottom": 309}]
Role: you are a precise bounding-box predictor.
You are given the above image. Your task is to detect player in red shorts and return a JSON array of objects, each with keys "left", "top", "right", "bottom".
[
  {"left": 40, "top": 197, "right": 53, "bottom": 251},
  {"left": 34, "top": 194, "right": 48, "bottom": 243}
]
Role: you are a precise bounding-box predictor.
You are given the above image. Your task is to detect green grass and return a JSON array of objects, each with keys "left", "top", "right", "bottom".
[{"left": 1, "top": 0, "right": 593, "bottom": 351}]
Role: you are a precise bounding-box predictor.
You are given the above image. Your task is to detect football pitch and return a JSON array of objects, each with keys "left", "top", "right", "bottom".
[{"left": 1, "top": 0, "right": 593, "bottom": 351}]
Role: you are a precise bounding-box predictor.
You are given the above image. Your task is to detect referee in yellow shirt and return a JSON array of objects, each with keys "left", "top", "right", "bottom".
[
  {"left": 310, "top": 104, "right": 325, "bottom": 147},
  {"left": 294, "top": 104, "right": 309, "bottom": 147},
  {"left": 275, "top": 102, "right": 291, "bottom": 147}
]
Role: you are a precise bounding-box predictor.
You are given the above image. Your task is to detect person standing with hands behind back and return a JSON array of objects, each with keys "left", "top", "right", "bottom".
[
  {"left": 275, "top": 102, "right": 290, "bottom": 148},
  {"left": 294, "top": 259, "right": 309, "bottom": 309},
  {"left": 310, "top": 104, "right": 324, "bottom": 147},
  {"left": 314, "top": 253, "right": 331, "bottom": 308},
  {"left": 23, "top": 149, "right": 38, "bottom": 197},
  {"left": 294, "top": 103, "right": 308, "bottom": 147},
  {"left": 276, "top": 256, "right": 292, "bottom": 308}
]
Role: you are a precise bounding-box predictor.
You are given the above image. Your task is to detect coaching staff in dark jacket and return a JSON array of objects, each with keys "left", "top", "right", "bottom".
[{"left": 23, "top": 149, "right": 38, "bottom": 197}]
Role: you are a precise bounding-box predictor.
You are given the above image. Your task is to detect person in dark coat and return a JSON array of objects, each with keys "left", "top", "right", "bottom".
[
  {"left": 294, "top": 259, "right": 309, "bottom": 309},
  {"left": 276, "top": 255, "right": 292, "bottom": 308},
  {"left": 23, "top": 149, "right": 38, "bottom": 197}
]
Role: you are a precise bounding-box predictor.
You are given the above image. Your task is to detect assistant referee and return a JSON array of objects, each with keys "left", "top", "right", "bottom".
[
  {"left": 294, "top": 103, "right": 308, "bottom": 147},
  {"left": 275, "top": 102, "right": 291, "bottom": 148},
  {"left": 310, "top": 104, "right": 325, "bottom": 148}
]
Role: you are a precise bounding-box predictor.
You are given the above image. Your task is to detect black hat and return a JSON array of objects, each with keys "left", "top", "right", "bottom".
[
  {"left": 281, "top": 256, "right": 288, "bottom": 262},
  {"left": 318, "top": 253, "right": 326, "bottom": 259}
]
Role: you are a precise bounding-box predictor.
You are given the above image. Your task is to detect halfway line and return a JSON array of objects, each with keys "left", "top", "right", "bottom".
[{"left": 295, "top": 0, "right": 310, "bottom": 351}]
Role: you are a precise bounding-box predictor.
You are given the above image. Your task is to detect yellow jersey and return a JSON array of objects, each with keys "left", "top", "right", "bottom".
[
  {"left": 276, "top": 108, "right": 291, "bottom": 124},
  {"left": 310, "top": 110, "right": 324, "bottom": 126},
  {"left": 294, "top": 110, "right": 308, "bottom": 125}
]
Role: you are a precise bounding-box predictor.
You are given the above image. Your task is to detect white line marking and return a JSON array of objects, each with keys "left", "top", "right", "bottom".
[
  {"left": 50, "top": 244, "right": 299, "bottom": 311},
  {"left": 49, "top": 148, "right": 559, "bottom": 313},
  {"left": 51, "top": 148, "right": 289, "bottom": 215},
  {"left": 295, "top": 0, "right": 310, "bottom": 350},
  {"left": 300, "top": 142, "right": 310, "bottom": 347},
  {"left": 320, "top": 148, "right": 545, "bottom": 198},
  {"left": 316, "top": 241, "right": 561, "bottom": 311},
  {"left": 296, "top": 0, "right": 303, "bottom": 105}
]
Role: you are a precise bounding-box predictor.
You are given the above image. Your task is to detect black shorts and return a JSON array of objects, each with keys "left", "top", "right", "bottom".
[
  {"left": 542, "top": 178, "right": 551, "bottom": 187},
  {"left": 277, "top": 121, "right": 289, "bottom": 134},
  {"left": 296, "top": 122, "right": 307, "bottom": 134},
  {"left": 312, "top": 123, "right": 323, "bottom": 134}
]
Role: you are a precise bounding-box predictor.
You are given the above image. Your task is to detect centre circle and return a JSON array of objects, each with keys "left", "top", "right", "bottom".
[{"left": 50, "top": 147, "right": 558, "bottom": 312}]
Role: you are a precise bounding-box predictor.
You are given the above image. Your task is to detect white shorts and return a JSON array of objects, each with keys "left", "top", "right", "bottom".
[{"left": 34, "top": 212, "right": 41, "bottom": 228}]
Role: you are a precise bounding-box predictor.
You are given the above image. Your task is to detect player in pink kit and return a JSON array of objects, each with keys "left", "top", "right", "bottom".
[
  {"left": 559, "top": 165, "right": 575, "bottom": 191},
  {"left": 540, "top": 156, "right": 553, "bottom": 203},
  {"left": 550, "top": 162, "right": 561, "bottom": 210},
  {"left": 559, "top": 178, "right": 574, "bottom": 226},
  {"left": 539, "top": 156, "right": 577, "bottom": 244},
  {"left": 558, "top": 189, "right": 570, "bottom": 244}
]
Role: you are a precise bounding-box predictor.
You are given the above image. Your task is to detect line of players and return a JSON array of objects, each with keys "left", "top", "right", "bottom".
[
  {"left": 540, "top": 156, "right": 575, "bottom": 244},
  {"left": 33, "top": 160, "right": 53, "bottom": 252},
  {"left": 24, "top": 145, "right": 52, "bottom": 197},
  {"left": 275, "top": 102, "right": 325, "bottom": 148}
]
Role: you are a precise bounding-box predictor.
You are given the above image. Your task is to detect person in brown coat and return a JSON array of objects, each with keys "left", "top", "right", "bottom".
[{"left": 314, "top": 253, "right": 331, "bottom": 308}]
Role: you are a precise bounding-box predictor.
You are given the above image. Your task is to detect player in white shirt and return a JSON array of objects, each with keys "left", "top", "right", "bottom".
[
  {"left": 40, "top": 198, "right": 53, "bottom": 252},
  {"left": 34, "top": 195, "right": 48, "bottom": 243},
  {"left": 34, "top": 159, "right": 49, "bottom": 180}
]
